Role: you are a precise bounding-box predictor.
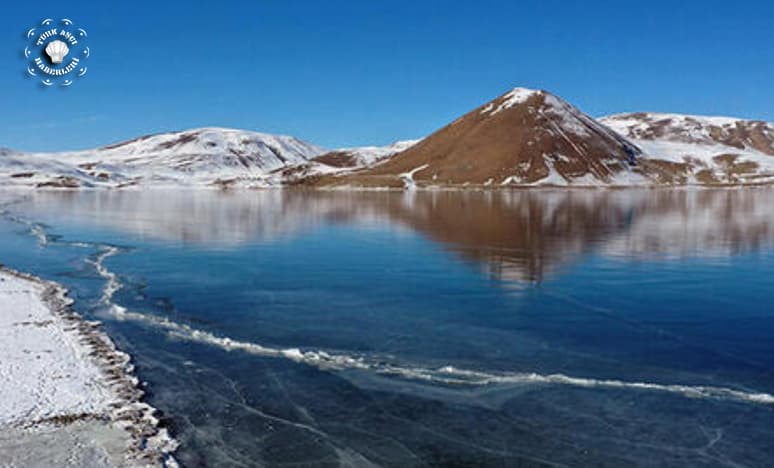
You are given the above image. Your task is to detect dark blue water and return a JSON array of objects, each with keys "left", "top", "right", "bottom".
[{"left": 1, "top": 189, "right": 773, "bottom": 467}]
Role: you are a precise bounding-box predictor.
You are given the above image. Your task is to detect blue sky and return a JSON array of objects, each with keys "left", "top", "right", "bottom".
[{"left": 3, "top": 0, "right": 773, "bottom": 151}]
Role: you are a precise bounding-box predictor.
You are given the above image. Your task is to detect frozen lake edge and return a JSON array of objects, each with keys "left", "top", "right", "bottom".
[{"left": 0, "top": 266, "right": 178, "bottom": 467}]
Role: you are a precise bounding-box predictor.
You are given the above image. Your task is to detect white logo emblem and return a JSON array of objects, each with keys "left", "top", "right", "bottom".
[
  {"left": 45, "top": 40, "right": 69, "bottom": 64},
  {"left": 25, "top": 18, "right": 89, "bottom": 87}
]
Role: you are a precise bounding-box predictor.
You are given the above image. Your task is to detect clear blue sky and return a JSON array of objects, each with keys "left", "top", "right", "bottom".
[{"left": 3, "top": 0, "right": 773, "bottom": 152}]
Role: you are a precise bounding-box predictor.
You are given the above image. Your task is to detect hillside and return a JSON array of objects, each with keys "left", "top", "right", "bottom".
[
  {"left": 317, "top": 88, "right": 646, "bottom": 188},
  {"left": 602, "top": 113, "right": 774, "bottom": 184}
]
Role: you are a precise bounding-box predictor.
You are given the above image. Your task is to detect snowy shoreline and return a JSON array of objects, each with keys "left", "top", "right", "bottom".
[{"left": 0, "top": 266, "right": 177, "bottom": 467}]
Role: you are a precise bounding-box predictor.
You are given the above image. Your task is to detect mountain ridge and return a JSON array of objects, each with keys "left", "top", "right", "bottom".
[
  {"left": 0, "top": 127, "right": 325, "bottom": 188},
  {"left": 3, "top": 89, "right": 774, "bottom": 188}
]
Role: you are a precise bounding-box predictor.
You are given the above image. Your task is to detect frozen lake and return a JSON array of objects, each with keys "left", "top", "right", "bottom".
[{"left": 1, "top": 188, "right": 773, "bottom": 467}]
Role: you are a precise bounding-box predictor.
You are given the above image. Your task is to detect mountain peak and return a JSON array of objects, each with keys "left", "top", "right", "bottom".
[
  {"left": 480, "top": 88, "right": 544, "bottom": 116},
  {"left": 331, "top": 88, "right": 643, "bottom": 187}
]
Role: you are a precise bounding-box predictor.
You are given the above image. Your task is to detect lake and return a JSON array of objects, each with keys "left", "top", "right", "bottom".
[{"left": 1, "top": 188, "right": 773, "bottom": 467}]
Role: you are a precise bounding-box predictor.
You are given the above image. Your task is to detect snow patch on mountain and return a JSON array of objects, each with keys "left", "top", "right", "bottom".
[
  {"left": 482, "top": 87, "right": 540, "bottom": 116},
  {"left": 399, "top": 164, "right": 429, "bottom": 190}
]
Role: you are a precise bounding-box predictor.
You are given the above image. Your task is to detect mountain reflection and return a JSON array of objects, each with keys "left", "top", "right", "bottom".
[{"left": 13, "top": 188, "right": 774, "bottom": 284}]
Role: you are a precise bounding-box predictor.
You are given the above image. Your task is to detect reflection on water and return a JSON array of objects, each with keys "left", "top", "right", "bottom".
[
  {"left": 2, "top": 188, "right": 774, "bottom": 467},
  {"left": 14, "top": 188, "right": 774, "bottom": 283}
]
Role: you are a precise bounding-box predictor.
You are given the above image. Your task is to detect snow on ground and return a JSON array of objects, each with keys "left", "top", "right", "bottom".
[
  {"left": 623, "top": 137, "right": 774, "bottom": 184},
  {"left": 0, "top": 273, "right": 115, "bottom": 425},
  {"left": 399, "top": 164, "right": 429, "bottom": 189},
  {"left": 606, "top": 167, "right": 651, "bottom": 186},
  {"left": 635, "top": 139, "right": 774, "bottom": 166},
  {"left": 0, "top": 269, "right": 177, "bottom": 466},
  {"left": 0, "top": 421, "right": 135, "bottom": 468}
]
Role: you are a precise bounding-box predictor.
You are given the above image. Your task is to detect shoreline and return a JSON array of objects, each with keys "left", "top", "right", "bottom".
[
  {"left": 0, "top": 266, "right": 177, "bottom": 467},
  {"left": 3, "top": 183, "right": 774, "bottom": 194}
]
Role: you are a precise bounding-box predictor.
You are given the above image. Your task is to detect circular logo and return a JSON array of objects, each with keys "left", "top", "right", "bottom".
[{"left": 25, "top": 18, "right": 89, "bottom": 87}]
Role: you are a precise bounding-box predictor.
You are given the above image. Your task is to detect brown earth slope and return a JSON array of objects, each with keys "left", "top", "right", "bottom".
[
  {"left": 312, "top": 151, "right": 362, "bottom": 168},
  {"left": 316, "top": 88, "right": 643, "bottom": 188}
]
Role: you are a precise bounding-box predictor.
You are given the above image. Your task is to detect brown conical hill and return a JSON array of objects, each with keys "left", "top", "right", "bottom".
[{"left": 331, "top": 88, "right": 643, "bottom": 187}]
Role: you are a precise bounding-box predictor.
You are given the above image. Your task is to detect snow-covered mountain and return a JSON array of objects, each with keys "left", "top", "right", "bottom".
[
  {"left": 0, "top": 128, "right": 324, "bottom": 188},
  {"left": 602, "top": 113, "right": 774, "bottom": 185}
]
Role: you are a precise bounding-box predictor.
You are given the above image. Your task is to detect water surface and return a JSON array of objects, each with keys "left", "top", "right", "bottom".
[{"left": 1, "top": 188, "right": 773, "bottom": 467}]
